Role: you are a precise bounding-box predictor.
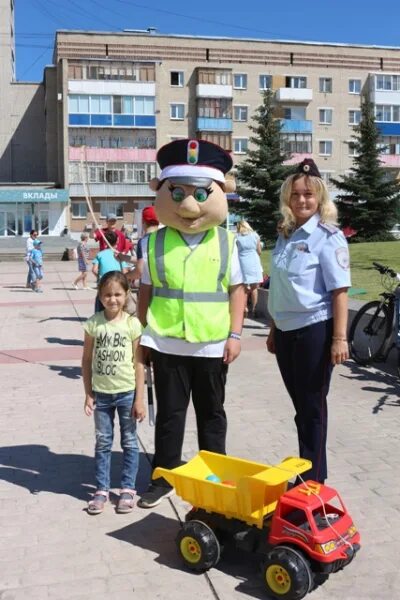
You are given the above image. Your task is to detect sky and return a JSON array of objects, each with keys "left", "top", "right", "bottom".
[{"left": 13, "top": 0, "right": 400, "bottom": 82}]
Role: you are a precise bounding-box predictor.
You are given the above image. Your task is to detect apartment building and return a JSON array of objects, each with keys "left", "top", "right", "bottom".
[
  {"left": 2, "top": 0, "right": 400, "bottom": 237},
  {"left": 50, "top": 29, "right": 400, "bottom": 234}
]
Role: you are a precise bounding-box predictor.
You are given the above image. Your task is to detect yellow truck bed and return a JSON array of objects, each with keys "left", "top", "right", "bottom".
[{"left": 153, "top": 451, "right": 311, "bottom": 529}]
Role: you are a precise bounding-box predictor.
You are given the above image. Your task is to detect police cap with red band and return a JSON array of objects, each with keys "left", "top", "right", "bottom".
[{"left": 296, "top": 158, "right": 322, "bottom": 178}]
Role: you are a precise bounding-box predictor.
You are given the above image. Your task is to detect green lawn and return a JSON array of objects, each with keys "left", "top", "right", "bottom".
[{"left": 260, "top": 240, "right": 400, "bottom": 301}]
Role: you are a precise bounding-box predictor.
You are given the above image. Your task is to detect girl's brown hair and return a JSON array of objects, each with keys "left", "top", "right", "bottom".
[{"left": 98, "top": 271, "right": 129, "bottom": 297}]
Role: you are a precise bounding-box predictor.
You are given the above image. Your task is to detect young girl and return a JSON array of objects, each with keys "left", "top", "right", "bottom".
[
  {"left": 82, "top": 271, "right": 145, "bottom": 515},
  {"left": 72, "top": 232, "right": 91, "bottom": 290}
]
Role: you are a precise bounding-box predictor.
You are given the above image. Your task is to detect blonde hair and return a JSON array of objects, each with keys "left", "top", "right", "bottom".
[
  {"left": 236, "top": 220, "right": 254, "bottom": 235},
  {"left": 278, "top": 174, "right": 338, "bottom": 238}
]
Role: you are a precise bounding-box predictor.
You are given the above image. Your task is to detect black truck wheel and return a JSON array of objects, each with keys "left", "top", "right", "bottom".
[
  {"left": 176, "top": 520, "right": 220, "bottom": 572},
  {"left": 262, "top": 546, "right": 314, "bottom": 600}
]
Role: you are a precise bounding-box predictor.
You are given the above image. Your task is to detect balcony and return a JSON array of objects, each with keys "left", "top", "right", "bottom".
[
  {"left": 380, "top": 155, "right": 400, "bottom": 168},
  {"left": 69, "top": 148, "right": 157, "bottom": 162},
  {"left": 69, "top": 114, "right": 156, "bottom": 127},
  {"left": 280, "top": 119, "right": 313, "bottom": 134},
  {"left": 275, "top": 88, "right": 313, "bottom": 103},
  {"left": 68, "top": 81, "right": 156, "bottom": 96},
  {"left": 196, "top": 84, "right": 233, "bottom": 98},
  {"left": 376, "top": 123, "right": 400, "bottom": 136},
  {"left": 69, "top": 183, "right": 156, "bottom": 198},
  {"left": 196, "top": 117, "right": 232, "bottom": 132}
]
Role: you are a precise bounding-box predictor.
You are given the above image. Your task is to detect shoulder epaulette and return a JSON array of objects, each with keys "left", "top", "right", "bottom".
[{"left": 318, "top": 221, "right": 339, "bottom": 234}]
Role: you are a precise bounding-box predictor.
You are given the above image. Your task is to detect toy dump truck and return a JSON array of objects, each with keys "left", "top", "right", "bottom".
[{"left": 153, "top": 451, "right": 360, "bottom": 600}]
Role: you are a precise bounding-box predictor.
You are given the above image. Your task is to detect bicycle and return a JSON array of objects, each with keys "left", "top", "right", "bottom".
[{"left": 349, "top": 262, "right": 400, "bottom": 374}]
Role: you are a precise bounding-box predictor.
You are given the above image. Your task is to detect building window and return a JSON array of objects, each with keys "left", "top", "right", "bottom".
[
  {"left": 69, "top": 94, "right": 90, "bottom": 113},
  {"left": 348, "top": 142, "right": 358, "bottom": 156},
  {"left": 198, "top": 98, "right": 231, "bottom": 118},
  {"left": 259, "top": 75, "right": 272, "bottom": 90},
  {"left": 170, "top": 104, "right": 185, "bottom": 120},
  {"left": 319, "top": 77, "right": 332, "bottom": 93},
  {"left": 349, "top": 79, "right": 361, "bottom": 94},
  {"left": 284, "top": 106, "right": 306, "bottom": 120},
  {"left": 348, "top": 110, "right": 361, "bottom": 125},
  {"left": 198, "top": 69, "right": 231, "bottom": 85},
  {"left": 319, "top": 140, "right": 333, "bottom": 156},
  {"left": 233, "top": 74, "right": 247, "bottom": 89},
  {"left": 69, "top": 162, "right": 156, "bottom": 184},
  {"left": 233, "top": 106, "right": 248, "bottom": 121},
  {"left": 319, "top": 109, "right": 333, "bottom": 125},
  {"left": 319, "top": 171, "right": 334, "bottom": 186},
  {"left": 375, "top": 104, "right": 400, "bottom": 122},
  {"left": 280, "top": 133, "right": 312, "bottom": 154},
  {"left": 199, "top": 132, "right": 232, "bottom": 150},
  {"left": 170, "top": 71, "right": 184, "bottom": 87},
  {"left": 375, "top": 74, "right": 400, "bottom": 91},
  {"left": 233, "top": 138, "right": 248, "bottom": 154},
  {"left": 286, "top": 76, "right": 307, "bottom": 89},
  {"left": 100, "top": 202, "right": 123, "bottom": 218},
  {"left": 71, "top": 202, "right": 88, "bottom": 218},
  {"left": 378, "top": 136, "right": 400, "bottom": 155}
]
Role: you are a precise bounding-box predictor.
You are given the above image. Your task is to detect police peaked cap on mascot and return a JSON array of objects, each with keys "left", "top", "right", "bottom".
[{"left": 156, "top": 139, "right": 233, "bottom": 184}]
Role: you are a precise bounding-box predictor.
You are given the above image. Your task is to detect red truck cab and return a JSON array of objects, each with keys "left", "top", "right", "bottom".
[{"left": 269, "top": 481, "right": 360, "bottom": 572}]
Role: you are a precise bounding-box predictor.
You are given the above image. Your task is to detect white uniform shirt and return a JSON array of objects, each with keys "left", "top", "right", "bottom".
[
  {"left": 140, "top": 230, "right": 243, "bottom": 357},
  {"left": 268, "top": 213, "right": 351, "bottom": 332}
]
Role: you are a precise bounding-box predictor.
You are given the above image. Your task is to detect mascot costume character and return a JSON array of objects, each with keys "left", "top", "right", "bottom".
[{"left": 137, "top": 138, "right": 246, "bottom": 508}]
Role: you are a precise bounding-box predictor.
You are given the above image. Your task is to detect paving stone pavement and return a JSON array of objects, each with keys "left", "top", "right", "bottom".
[{"left": 0, "top": 261, "right": 399, "bottom": 600}]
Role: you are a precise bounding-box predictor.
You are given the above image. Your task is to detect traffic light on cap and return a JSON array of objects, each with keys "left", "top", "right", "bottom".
[{"left": 187, "top": 140, "right": 199, "bottom": 164}]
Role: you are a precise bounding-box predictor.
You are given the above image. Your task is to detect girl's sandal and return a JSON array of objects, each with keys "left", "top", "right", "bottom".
[
  {"left": 87, "top": 490, "right": 108, "bottom": 515},
  {"left": 116, "top": 489, "right": 136, "bottom": 513}
]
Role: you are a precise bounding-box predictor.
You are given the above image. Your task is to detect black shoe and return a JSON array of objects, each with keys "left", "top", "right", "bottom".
[{"left": 137, "top": 484, "right": 174, "bottom": 508}]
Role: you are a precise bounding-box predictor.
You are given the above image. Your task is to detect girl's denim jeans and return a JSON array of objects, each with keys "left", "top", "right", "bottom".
[{"left": 93, "top": 390, "right": 139, "bottom": 491}]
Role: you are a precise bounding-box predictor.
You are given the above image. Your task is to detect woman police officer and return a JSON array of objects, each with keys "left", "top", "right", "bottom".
[{"left": 267, "top": 159, "right": 351, "bottom": 483}]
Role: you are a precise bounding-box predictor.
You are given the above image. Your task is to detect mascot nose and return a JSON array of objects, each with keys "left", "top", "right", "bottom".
[{"left": 178, "top": 195, "right": 202, "bottom": 216}]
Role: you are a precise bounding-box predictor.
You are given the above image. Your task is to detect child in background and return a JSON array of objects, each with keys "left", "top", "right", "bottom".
[
  {"left": 30, "top": 239, "right": 44, "bottom": 293},
  {"left": 72, "top": 232, "right": 91, "bottom": 290},
  {"left": 82, "top": 271, "right": 145, "bottom": 515},
  {"left": 92, "top": 230, "right": 129, "bottom": 312}
]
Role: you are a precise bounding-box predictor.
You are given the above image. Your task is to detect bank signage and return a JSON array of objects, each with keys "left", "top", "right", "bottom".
[{"left": 0, "top": 188, "right": 69, "bottom": 203}]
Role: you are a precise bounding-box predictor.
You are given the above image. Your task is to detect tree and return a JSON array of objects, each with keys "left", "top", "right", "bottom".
[
  {"left": 331, "top": 99, "right": 400, "bottom": 241},
  {"left": 234, "top": 89, "right": 292, "bottom": 243}
]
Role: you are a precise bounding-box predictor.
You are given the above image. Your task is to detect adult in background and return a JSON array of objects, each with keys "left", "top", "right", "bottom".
[
  {"left": 25, "top": 229, "right": 38, "bottom": 288},
  {"left": 266, "top": 158, "right": 351, "bottom": 483},
  {"left": 91, "top": 213, "right": 126, "bottom": 253},
  {"left": 118, "top": 205, "right": 160, "bottom": 284},
  {"left": 235, "top": 220, "right": 263, "bottom": 317}
]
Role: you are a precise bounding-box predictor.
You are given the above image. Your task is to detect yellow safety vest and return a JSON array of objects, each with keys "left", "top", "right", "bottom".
[{"left": 147, "top": 227, "right": 234, "bottom": 342}]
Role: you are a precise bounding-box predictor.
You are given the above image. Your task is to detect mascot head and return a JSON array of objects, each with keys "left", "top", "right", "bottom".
[{"left": 149, "top": 139, "right": 235, "bottom": 234}]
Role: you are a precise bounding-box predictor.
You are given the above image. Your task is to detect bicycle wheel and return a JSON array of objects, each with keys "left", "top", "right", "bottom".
[{"left": 349, "top": 301, "right": 392, "bottom": 365}]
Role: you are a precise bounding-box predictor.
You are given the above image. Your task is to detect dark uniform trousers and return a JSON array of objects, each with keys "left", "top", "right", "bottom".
[
  {"left": 275, "top": 319, "right": 334, "bottom": 483},
  {"left": 151, "top": 350, "right": 228, "bottom": 488}
]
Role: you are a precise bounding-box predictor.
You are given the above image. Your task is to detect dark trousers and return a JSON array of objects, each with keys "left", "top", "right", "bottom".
[
  {"left": 151, "top": 350, "right": 228, "bottom": 488},
  {"left": 275, "top": 319, "right": 334, "bottom": 483}
]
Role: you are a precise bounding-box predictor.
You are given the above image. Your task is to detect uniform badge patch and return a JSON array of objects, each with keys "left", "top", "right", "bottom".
[
  {"left": 335, "top": 247, "right": 350, "bottom": 270},
  {"left": 296, "top": 242, "right": 309, "bottom": 252}
]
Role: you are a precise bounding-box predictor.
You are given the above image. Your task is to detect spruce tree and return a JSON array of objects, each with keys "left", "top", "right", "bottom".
[
  {"left": 331, "top": 99, "right": 400, "bottom": 241},
  {"left": 235, "top": 89, "right": 292, "bottom": 243}
]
